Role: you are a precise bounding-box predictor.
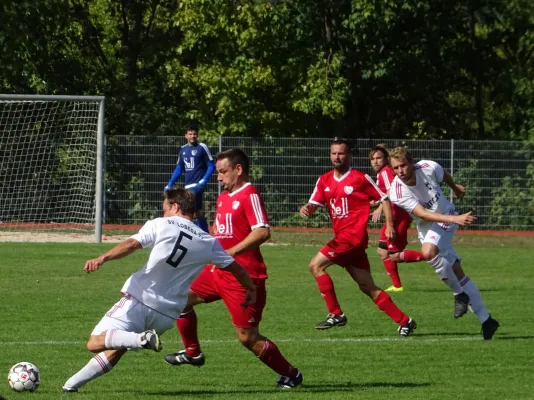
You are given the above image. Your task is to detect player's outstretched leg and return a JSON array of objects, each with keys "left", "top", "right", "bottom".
[
  {"left": 458, "top": 274, "right": 500, "bottom": 339},
  {"left": 481, "top": 316, "right": 500, "bottom": 340},
  {"left": 165, "top": 309, "right": 205, "bottom": 367},
  {"left": 346, "top": 265, "right": 416, "bottom": 336},
  {"left": 245, "top": 332, "right": 302, "bottom": 389},
  {"left": 277, "top": 370, "right": 303, "bottom": 389},
  {"left": 382, "top": 258, "right": 404, "bottom": 292},
  {"left": 309, "top": 253, "right": 346, "bottom": 330},
  {"left": 62, "top": 349, "right": 125, "bottom": 392},
  {"left": 315, "top": 312, "right": 347, "bottom": 330}
]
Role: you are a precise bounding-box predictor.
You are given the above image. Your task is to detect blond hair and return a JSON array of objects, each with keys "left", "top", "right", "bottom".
[{"left": 389, "top": 147, "right": 414, "bottom": 163}]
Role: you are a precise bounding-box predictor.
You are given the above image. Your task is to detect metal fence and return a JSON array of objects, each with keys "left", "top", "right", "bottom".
[{"left": 105, "top": 137, "right": 534, "bottom": 230}]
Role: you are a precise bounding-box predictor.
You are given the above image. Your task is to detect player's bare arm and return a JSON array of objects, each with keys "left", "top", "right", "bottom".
[
  {"left": 443, "top": 170, "right": 466, "bottom": 199},
  {"left": 226, "top": 227, "right": 271, "bottom": 257},
  {"left": 84, "top": 238, "right": 143, "bottom": 273},
  {"left": 411, "top": 204, "right": 476, "bottom": 226},
  {"left": 371, "top": 203, "right": 383, "bottom": 222},
  {"left": 223, "top": 261, "right": 257, "bottom": 307},
  {"left": 300, "top": 203, "right": 318, "bottom": 217},
  {"left": 381, "top": 199, "right": 396, "bottom": 239}
]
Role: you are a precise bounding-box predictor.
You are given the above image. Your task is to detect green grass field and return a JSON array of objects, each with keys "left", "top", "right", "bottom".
[{"left": 1, "top": 233, "right": 533, "bottom": 399}]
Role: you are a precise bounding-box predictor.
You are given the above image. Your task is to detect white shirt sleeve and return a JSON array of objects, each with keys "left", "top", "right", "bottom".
[
  {"left": 210, "top": 240, "right": 235, "bottom": 268},
  {"left": 389, "top": 181, "right": 420, "bottom": 214},
  {"left": 421, "top": 160, "right": 444, "bottom": 183},
  {"left": 130, "top": 220, "right": 157, "bottom": 249}
]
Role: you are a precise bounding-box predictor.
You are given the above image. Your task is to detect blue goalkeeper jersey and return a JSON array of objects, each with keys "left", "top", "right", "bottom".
[{"left": 175, "top": 142, "right": 214, "bottom": 187}]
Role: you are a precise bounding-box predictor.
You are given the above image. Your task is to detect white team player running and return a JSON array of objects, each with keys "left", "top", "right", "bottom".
[
  {"left": 388, "top": 147, "right": 499, "bottom": 340},
  {"left": 62, "top": 188, "right": 257, "bottom": 392}
]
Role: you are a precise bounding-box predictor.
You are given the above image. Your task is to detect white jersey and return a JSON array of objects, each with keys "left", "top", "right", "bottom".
[
  {"left": 121, "top": 216, "right": 234, "bottom": 319},
  {"left": 389, "top": 160, "right": 456, "bottom": 232}
]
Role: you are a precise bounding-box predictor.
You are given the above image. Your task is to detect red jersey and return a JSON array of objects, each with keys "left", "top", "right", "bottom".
[
  {"left": 309, "top": 168, "right": 386, "bottom": 248},
  {"left": 376, "top": 166, "right": 412, "bottom": 221},
  {"left": 213, "top": 182, "right": 268, "bottom": 279}
]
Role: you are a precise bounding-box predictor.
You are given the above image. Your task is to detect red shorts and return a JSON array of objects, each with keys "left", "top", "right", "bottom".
[
  {"left": 190, "top": 265, "right": 266, "bottom": 328},
  {"left": 320, "top": 238, "right": 370, "bottom": 271},
  {"left": 379, "top": 218, "right": 411, "bottom": 252}
]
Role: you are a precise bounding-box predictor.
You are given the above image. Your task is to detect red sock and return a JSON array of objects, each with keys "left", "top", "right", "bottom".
[
  {"left": 176, "top": 310, "right": 201, "bottom": 357},
  {"left": 258, "top": 339, "right": 298, "bottom": 378},
  {"left": 373, "top": 291, "right": 409, "bottom": 325},
  {"left": 315, "top": 274, "right": 343, "bottom": 315},
  {"left": 400, "top": 250, "right": 424, "bottom": 262},
  {"left": 383, "top": 259, "right": 402, "bottom": 288}
]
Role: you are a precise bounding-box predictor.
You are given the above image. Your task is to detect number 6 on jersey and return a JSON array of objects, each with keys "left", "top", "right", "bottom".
[{"left": 166, "top": 232, "right": 193, "bottom": 268}]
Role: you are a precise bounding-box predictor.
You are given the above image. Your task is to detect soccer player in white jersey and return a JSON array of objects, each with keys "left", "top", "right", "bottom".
[
  {"left": 62, "top": 188, "right": 257, "bottom": 392},
  {"left": 388, "top": 147, "right": 500, "bottom": 340}
]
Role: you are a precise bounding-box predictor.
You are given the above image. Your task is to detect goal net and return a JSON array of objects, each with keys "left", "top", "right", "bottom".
[{"left": 0, "top": 95, "right": 104, "bottom": 242}]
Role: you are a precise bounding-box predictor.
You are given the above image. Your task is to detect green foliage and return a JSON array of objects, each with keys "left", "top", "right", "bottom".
[
  {"left": 1, "top": 0, "right": 534, "bottom": 139},
  {"left": 488, "top": 163, "right": 534, "bottom": 229}
]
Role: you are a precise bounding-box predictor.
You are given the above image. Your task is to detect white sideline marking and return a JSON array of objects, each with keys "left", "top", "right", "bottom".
[{"left": 1, "top": 336, "right": 485, "bottom": 346}]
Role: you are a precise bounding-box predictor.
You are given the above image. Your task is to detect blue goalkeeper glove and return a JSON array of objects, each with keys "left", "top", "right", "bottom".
[
  {"left": 164, "top": 185, "right": 171, "bottom": 191},
  {"left": 195, "top": 179, "right": 206, "bottom": 192}
]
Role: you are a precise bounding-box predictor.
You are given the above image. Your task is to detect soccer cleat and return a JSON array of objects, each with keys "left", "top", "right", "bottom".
[
  {"left": 481, "top": 316, "right": 500, "bottom": 340},
  {"left": 385, "top": 285, "right": 404, "bottom": 292},
  {"left": 164, "top": 350, "right": 205, "bottom": 367},
  {"left": 62, "top": 386, "right": 79, "bottom": 392},
  {"left": 454, "top": 292, "right": 470, "bottom": 319},
  {"left": 277, "top": 370, "right": 303, "bottom": 389},
  {"left": 140, "top": 329, "right": 162, "bottom": 352},
  {"left": 398, "top": 318, "right": 417, "bottom": 337},
  {"left": 315, "top": 313, "right": 347, "bottom": 330}
]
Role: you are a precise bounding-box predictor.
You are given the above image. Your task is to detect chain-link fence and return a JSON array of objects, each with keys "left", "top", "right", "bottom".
[{"left": 105, "top": 137, "right": 534, "bottom": 231}]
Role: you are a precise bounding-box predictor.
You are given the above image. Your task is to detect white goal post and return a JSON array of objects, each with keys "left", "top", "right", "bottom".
[{"left": 0, "top": 94, "right": 105, "bottom": 243}]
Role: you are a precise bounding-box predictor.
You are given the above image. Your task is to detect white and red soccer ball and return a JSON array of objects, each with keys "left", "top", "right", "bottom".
[{"left": 7, "top": 362, "right": 40, "bottom": 392}]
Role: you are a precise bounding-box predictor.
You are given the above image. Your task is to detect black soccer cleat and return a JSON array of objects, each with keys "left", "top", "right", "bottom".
[
  {"left": 481, "top": 316, "right": 500, "bottom": 340},
  {"left": 454, "top": 292, "right": 470, "bottom": 319},
  {"left": 398, "top": 317, "right": 417, "bottom": 337},
  {"left": 164, "top": 350, "right": 205, "bottom": 367},
  {"left": 315, "top": 313, "right": 347, "bottom": 330},
  {"left": 277, "top": 370, "right": 303, "bottom": 389}
]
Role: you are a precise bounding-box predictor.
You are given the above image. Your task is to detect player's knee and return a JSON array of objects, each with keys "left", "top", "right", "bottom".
[
  {"left": 389, "top": 252, "right": 400, "bottom": 262},
  {"left": 86, "top": 337, "right": 101, "bottom": 353},
  {"left": 235, "top": 329, "right": 258, "bottom": 350},
  {"left": 308, "top": 261, "right": 322, "bottom": 276},
  {"left": 422, "top": 248, "right": 437, "bottom": 261},
  {"left": 377, "top": 249, "right": 389, "bottom": 261}
]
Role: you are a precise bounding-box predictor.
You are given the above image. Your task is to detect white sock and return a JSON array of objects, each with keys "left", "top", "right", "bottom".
[
  {"left": 460, "top": 276, "right": 490, "bottom": 323},
  {"left": 63, "top": 352, "right": 113, "bottom": 390},
  {"left": 105, "top": 329, "right": 142, "bottom": 349},
  {"left": 428, "top": 255, "right": 463, "bottom": 294}
]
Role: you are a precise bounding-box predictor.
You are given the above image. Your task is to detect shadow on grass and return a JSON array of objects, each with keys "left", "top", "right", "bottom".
[
  {"left": 497, "top": 335, "right": 534, "bottom": 341},
  {"left": 413, "top": 332, "right": 482, "bottom": 337},
  {"left": 141, "top": 381, "right": 431, "bottom": 396},
  {"left": 407, "top": 288, "right": 500, "bottom": 293}
]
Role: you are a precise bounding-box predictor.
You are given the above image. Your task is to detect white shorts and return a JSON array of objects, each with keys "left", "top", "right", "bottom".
[
  {"left": 91, "top": 294, "right": 176, "bottom": 336},
  {"left": 418, "top": 223, "right": 461, "bottom": 263}
]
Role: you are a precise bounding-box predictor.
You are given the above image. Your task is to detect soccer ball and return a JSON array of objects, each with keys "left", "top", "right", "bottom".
[{"left": 7, "top": 362, "right": 40, "bottom": 392}]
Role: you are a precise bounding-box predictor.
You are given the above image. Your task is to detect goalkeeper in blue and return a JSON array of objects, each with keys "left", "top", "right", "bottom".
[{"left": 165, "top": 127, "right": 215, "bottom": 232}]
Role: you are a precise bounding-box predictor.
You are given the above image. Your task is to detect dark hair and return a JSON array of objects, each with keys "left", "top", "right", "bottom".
[
  {"left": 163, "top": 188, "right": 196, "bottom": 216},
  {"left": 331, "top": 138, "right": 353, "bottom": 153},
  {"left": 185, "top": 127, "right": 198, "bottom": 134},
  {"left": 369, "top": 144, "right": 389, "bottom": 159},
  {"left": 216, "top": 148, "right": 250, "bottom": 175}
]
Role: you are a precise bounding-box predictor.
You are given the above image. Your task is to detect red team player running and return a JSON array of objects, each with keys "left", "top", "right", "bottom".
[
  {"left": 165, "top": 148, "right": 303, "bottom": 388},
  {"left": 370, "top": 145, "right": 424, "bottom": 292},
  {"left": 300, "top": 139, "right": 416, "bottom": 336}
]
